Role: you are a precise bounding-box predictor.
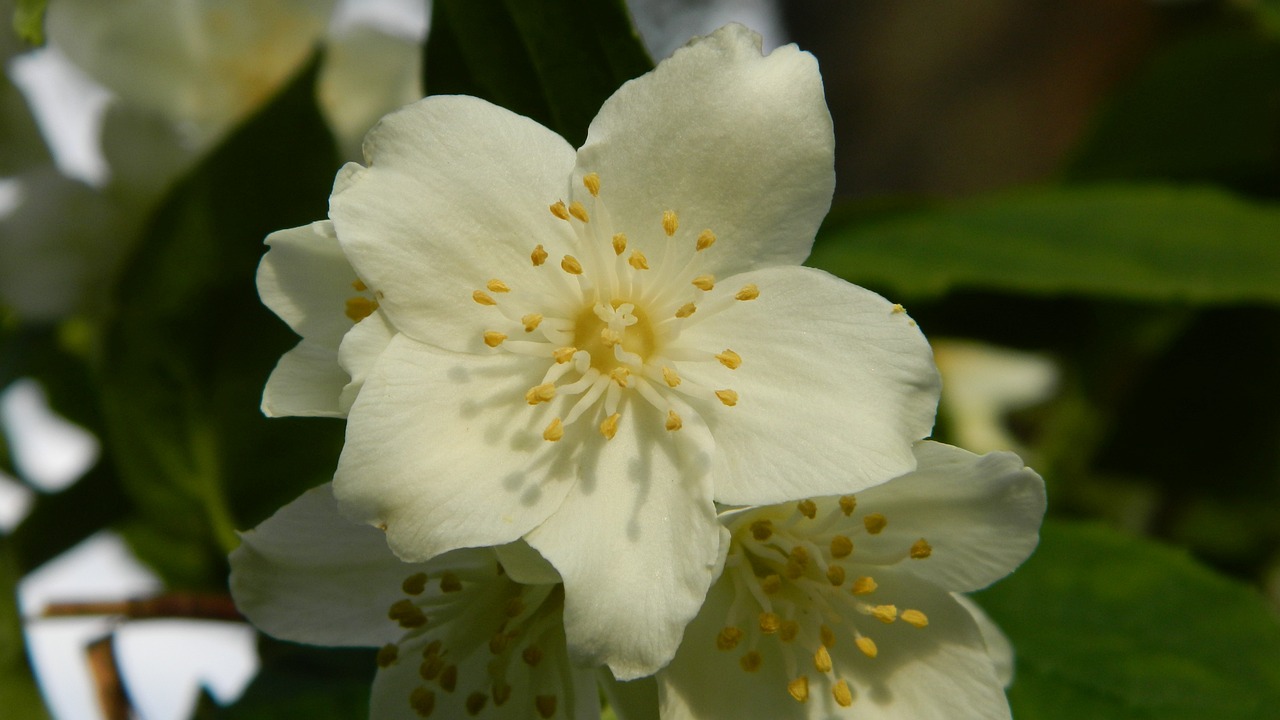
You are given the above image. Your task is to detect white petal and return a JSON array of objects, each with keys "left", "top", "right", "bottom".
[
  {"left": 330, "top": 95, "right": 578, "bottom": 352},
  {"left": 333, "top": 335, "right": 576, "bottom": 561},
  {"left": 524, "top": 399, "right": 720, "bottom": 680},
  {"left": 228, "top": 483, "right": 431, "bottom": 647},
  {"left": 847, "top": 441, "right": 1046, "bottom": 592},
  {"left": 256, "top": 221, "right": 358, "bottom": 349},
  {"left": 261, "top": 340, "right": 348, "bottom": 418},
  {"left": 493, "top": 540, "right": 562, "bottom": 586},
  {"left": 576, "top": 23, "right": 834, "bottom": 278},
  {"left": 679, "top": 265, "right": 940, "bottom": 504},
  {"left": 336, "top": 309, "right": 396, "bottom": 413},
  {"left": 953, "top": 594, "right": 1015, "bottom": 689}
]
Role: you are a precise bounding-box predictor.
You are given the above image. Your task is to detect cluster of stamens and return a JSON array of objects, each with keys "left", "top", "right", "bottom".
[
  {"left": 344, "top": 278, "right": 379, "bottom": 322},
  {"left": 715, "top": 496, "right": 933, "bottom": 709},
  {"left": 378, "top": 560, "right": 572, "bottom": 718},
  {"left": 470, "top": 172, "right": 757, "bottom": 443}
]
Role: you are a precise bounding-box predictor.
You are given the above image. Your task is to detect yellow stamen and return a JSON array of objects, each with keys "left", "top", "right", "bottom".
[
  {"left": 522, "top": 313, "right": 543, "bottom": 332},
  {"left": 736, "top": 284, "right": 760, "bottom": 301},
  {"left": 489, "top": 632, "right": 510, "bottom": 654},
  {"left": 525, "top": 383, "right": 556, "bottom": 405},
  {"left": 790, "top": 545, "right": 810, "bottom": 565},
  {"left": 715, "top": 349, "right": 741, "bottom": 369},
  {"left": 758, "top": 612, "right": 782, "bottom": 634},
  {"left": 352, "top": 279, "right": 367, "bottom": 291},
  {"left": 420, "top": 654, "right": 443, "bottom": 679},
  {"left": 543, "top": 418, "right": 564, "bottom": 442},
  {"left": 761, "top": 574, "right": 782, "bottom": 594},
  {"left": 691, "top": 274, "right": 715, "bottom": 291},
  {"left": 628, "top": 249, "right": 649, "bottom": 270},
  {"left": 583, "top": 172, "right": 600, "bottom": 196},
  {"left": 901, "top": 609, "right": 929, "bottom": 628},
  {"left": 440, "top": 572, "right": 462, "bottom": 593},
  {"left": 535, "top": 695, "right": 557, "bottom": 719},
  {"left": 568, "top": 200, "right": 590, "bottom": 223},
  {"left": 870, "top": 605, "right": 898, "bottom": 624},
  {"left": 716, "top": 626, "right": 744, "bottom": 651},
  {"left": 345, "top": 296, "right": 378, "bottom": 321},
  {"left": 388, "top": 599, "right": 426, "bottom": 628},
  {"left": 472, "top": 290, "right": 497, "bottom": 306},
  {"left": 486, "top": 279, "right": 510, "bottom": 293},
  {"left": 696, "top": 229, "right": 716, "bottom": 251},
  {"left": 833, "top": 680, "right": 854, "bottom": 707},
  {"left": 839, "top": 495, "right": 857, "bottom": 515},
  {"left": 522, "top": 646, "right": 544, "bottom": 666},
  {"left": 410, "top": 687, "right": 436, "bottom": 717},
  {"left": 820, "top": 624, "right": 836, "bottom": 648},
  {"left": 609, "top": 367, "right": 630, "bottom": 388},
  {"left": 814, "top": 646, "right": 833, "bottom": 673},
  {"left": 779, "top": 620, "right": 800, "bottom": 642},
  {"left": 531, "top": 244, "right": 548, "bottom": 266},
  {"left": 715, "top": 389, "right": 738, "bottom": 406},
  {"left": 483, "top": 331, "right": 507, "bottom": 348},
  {"left": 552, "top": 346, "right": 577, "bottom": 364},
  {"left": 797, "top": 499, "right": 817, "bottom": 519},
  {"left": 910, "top": 538, "right": 933, "bottom": 559},
  {"left": 830, "top": 535, "right": 854, "bottom": 559},
  {"left": 600, "top": 328, "right": 622, "bottom": 347},
  {"left": 665, "top": 409, "right": 683, "bottom": 431},
  {"left": 827, "top": 564, "right": 846, "bottom": 586},
  {"left": 504, "top": 597, "right": 525, "bottom": 617},
  {"left": 492, "top": 683, "right": 512, "bottom": 707},
  {"left": 740, "top": 651, "right": 763, "bottom": 672},
  {"left": 376, "top": 643, "right": 398, "bottom": 667},
  {"left": 785, "top": 558, "right": 804, "bottom": 579},
  {"left": 402, "top": 573, "right": 428, "bottom": 595},
  {"left": 891, "top": 303, "right": 906, "bottom": 314},
  {"left": 611, "top": 233, "right": 627, "bottom": 255},
  {"left": 600, "top": 413, "right": 620, "bottom": 440},
  {"left": 750, "top": 519, "right": 773, "bottom": 540},
  {"left": 856, "top": 636, "right": 878, "bottom": 658},
  {"left": 465, "top": 692, "right": 488, "bottom": 715},
  {"left": 549, "top": 201, "right": 570, "bottom": 220},
  {"left": 662, "top": 366, "right": 681, "bottom": 387},
  {"left": 561, "top": 255, "right": 583, "bottom": 275},
  {"left": 851, "top": 576, "right": 878, "bottom": 595},
  {"left": 787, "top": 676, "right": 809, "bottom": 703},
  {"left": 675, "top": 303, "right": 697, "bottom": 318},
  {"left": 662, "top": 210, "right": 679, "bottom": 236},
  {"left": 864, "top": 513, "right": 888, "bottom": 534}
]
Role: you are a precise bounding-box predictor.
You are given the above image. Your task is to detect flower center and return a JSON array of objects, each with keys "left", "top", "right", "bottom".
[{"left": 572, "top": 301, "right": 656, "bottom": 373}]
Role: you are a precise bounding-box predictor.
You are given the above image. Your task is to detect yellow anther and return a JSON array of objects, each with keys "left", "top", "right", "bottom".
[
  {"left": 422, "top": 640, "right": 442, "bottom": 658},
  {"left": 504, "top": 597, "right": 525, "bottom": 618},
  {"left": 376, "top": 643, "right": 399, "bottom": 668},
  {"left": 891, "top": 303, "right": 906, "bottom": 314},
  {"left": 739, "top": 651, "right": 763, "bottom": 673},
  {"left": 779, "top": 620, "right": 800, "bottom": 642},
  {"left": 472, "top": 290, "right": 497, "bottom": 306},
  {"left": 549, "top": 200, "right": 570, "bottom": 220},
  {"left": 839, "top": 495, "right": 857, "bottom": 516},
  {"left": 465, "top": 692, "right": 488, "bottom": 716},
  {"left": 901, "top": 609, "right": 930, "bottom": 628},
  {"left": 851, "top": 576, "right": 878, "bottom": 595},
  {"left": 522, "top": 646, "right": 544, "bottom": 666},
  {"left": 716, "top": 626, "right": 744, "bottom": 651},
  {"left": 856, "top": 636, "right": 878, "bottom": 658},
  {"left": 609, "top": 367, "right": 630, "bottom": 388},
  {"left": 662, "top": 366, "right": 681, "bottom": 387},
  {"left": 691, "top": 274, "right": 715, "bottom": 291},
  {"left": 410, "top": 687, "right": 436, "bottom": 717},
  {"left": 352, "top": 279, "right": 368, "bottom": 291},
  {"left": 827, "top": 564, "right": 846, "bottom": 586},
  {"left": 345, "top": 296, "right": 378, "bottom": 321},
  {"left": 402, "top": 572, "right": 428, "bottom": 595},
  {"left": 600, "top": 413, "right": 621, "bottom": 440},
  {"left": 784, "top": 559, "right": 805, "bottom": 580},
  {"left": 790, "top": 545, "right": 810, "bottom": 566},
  {"left": 716, "top": 349, "right": 742, "bottom": 369},
  {"left": 759, "top": 612, "right": 782, "bottom": 634},
  {"left": 583, "top": 172, "right": 601, "bottom": 196},
  {"left": 535, "top": 695, "right": 557, "bottom": 719},
  {"left": 870, "top": 605, "right": 898, "bottom": 624},
  {"left": 420, "top": 654, "right": 444, "bottom": 680},
  {"left": 863, "top": 513, "right": 888, "bottom": 534},
  {"left": 521, "top": 313, "right": 543, "bottom": 332},
  {"left": 666, "top": 409, "right": 683, "bottom": 431},
  {"left": 525, "top": 383, "right": 556, "bottom": 405},
  {"left": 750, "top": 519, "right": 773, "bottom": 540},
  {"left": 814, "top": 645, "right": 833, "bottom": 673},
  {"left": 611, "top": 233, "right": 627, "bottom": 255},
  {"left": 486, "top": 279, "right": 510, "bottom": 293},
  {"left": 600, "top": 328, "right": 622, "bottom": 347},
  {"left": 628, "top": 249, "right": 649, "bottom": 270},
  {"left": 440, "top": 572, "right": 462, "bottom": 593},
  {"left": 489, "top": 632, "right": 510, "bottom": 654},
  {"left": 552, "top": 346, "right": 577, "bottom": 364},
  {"left": 735, "top": 284, "right": 760, "bottom": 301},
  {"left": 797, "top": 499, "right": 817, "bottom": 519},
  {"left": 715, "top": 389, "right": 738, "bottom": 406},
  {"left": 543, "top": 418, "right": 564, "bottom": 442},
  {"left": 833, "top": 680, "right": 854, "bottom": 707},
  {"left": 531, "top": 244, "right": 548, "bottom": 266},
  {"left": 830, "top": 535, "right": 854, "bottom": 559},
  {"left": 787, "top": 676, "right": 810, "bottom": 703},
  {"left": 910, "top": 538, "right": 933, "bottom": 559},
  {"left": 675, "top": 303, "right": 697, "bottom": 318},
  {"left": 568, "top": 201, "right": 590, "bottom": 222},
  {"left": 491, "top": 682, "right": 512, "bottom": 707},
  {"left": 483, "top": 331, "right": 507, "bottom": 348},
  {"left": 820, "top": 624, "right": 836, "bottom": 648},
  {"left": 561, "top": 255, "right": 583, "bottom": 275},
  {"left": 388, "top": 599, "right": 426, "bottom": 628},
  {"left": 439, "top": 664, "right": 458, "bottom": 692},
  {"left": 662, "top": 210, "right": 679, "bottom": 236},
  {"left": 696, "top": 229, "right": 717, "bottom": 251},
  {"left": 761, "top": 574, "right": 782, "bottom": 594}
]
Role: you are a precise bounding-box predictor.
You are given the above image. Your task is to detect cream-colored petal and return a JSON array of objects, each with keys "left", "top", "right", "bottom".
[
  {"left": 261, "top": 340, "right": 347, "bottom": 418},
  {"left": 256, "top": 221, "right": 358, "bottom": 349},
  {"left": 336, "top": 309, "right": 395, "bottom": 414}
]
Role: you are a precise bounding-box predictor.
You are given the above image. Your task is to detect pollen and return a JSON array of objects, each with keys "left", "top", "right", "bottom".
[
  {"left": 543, "top": 418, "right": 565, "bottom": 442},
  {"left": 790, "top": 545, "right": 810, "bottom": 566},
  {"left": 662, "top": 210, "right": 679, "bottom": 236},
  {"left": 715, "top": 389, "right": 738, "bottom": 406},
  {"left": 552, "top": 346, "right": 577, "bottom": 364},
  {"left": 839, "top": 495, "right": 857, "bottom": 515},
  {"left": 814, "top": 645, "right": 833, "bottom": 673},
  {"left": 735, "top": 284, "right": 760, "bottom": 301},
  {"left": 410, "top": 687, "right": 436, "bottom": 717},
  {"left": 675, "top": 303, "right": 697, "bottom": 318},
  {"left": 561, "top": 255, "right": 583, "bottom": 275},
  {"left": 779, "top": 620, "right": 800, "bottom": 642},
  {"left": 522, "top": 646, "right": 544, "bottom": 666},
  {"left": 492, "top": 683, "right": 512, "bottom": 707},
  {"left": 863, "top": 513, "right": 888, "bottom": 534},
  {"left": 691, "top": 274, "right": 715, "bottom": 291},
  {"left": 439, "top": 572, "right": 462, "bottom": 593},
  {"left": 583, "top": 172, "right": 601, "bottom": 196},
  {"left": 568, "top": 200, "right": 590, "bottom": 222},
  {"left": 388, "top": 600, "right": 426, "bottom": 628},
  {"left": 486, "top": 279, "right": 510, "bottom": 293},
  {"left": 345, "top": 296, "right": 378, "bottom": 321},
  {"left": 833, "top": 680, "right": 854, "bottom": 707},
  {"left": 856, "top": 636, "right": 878, "bottom": 658},
  {"left": 465, "top": 693, "right": 488, "bottom": 716},
  {"left": 740, "top": 651, "right": 763, "bottom": 672},
  {"left": 870, "top": 605, "right": 898, "bottom": 624},
  {"left": 662, "top": 366, "right": 681, "bottom": 387},
  {"left": 820, "top": 624, "right": 836, "bottom": 648},
  {"left": 420, "top": 655, "right": 443, "bottom": 680},
  {"left": 901, "top": 609, "right": 929, "bottom": 628},
  {"left": 716, "top": 349, "right": 742, "bottom": 369},
  {"left": 535, "top": 695, "right": 557, "bottom": 719},
  {"left": 830, "top": 535, "right": 853, "bottom": 559},
  {"left": 696, "top": 229, "right": 716, "bottom": 251},
  {"left": 525, "top": 384, "right": 556, "bottom": 405},
  {"left": 472, "top": 290, "right": 497, "bottom": 306},
  {"left": 549, "top": 200, "right": 570, "bottom": 220},
  {"left": 910, "top": 538, "right": 933, "bottom": 559},
  {"left": 750, "top": 519, "right": 774, "bottom": 540},
  {"left": 504, "top": 597, "right": 525, "bottom": 617},
  {"left": 377, "top": 643, "right": 399, "bottom": 668},
  {"left": 609, "top": 367, "right": 630, "bottom": 387},
  {"left": 439, "top": 664, "right": 458, "bottom": 691},
  {"left": 666, "top": 409, "right": 683, "bottom": 431},
  {"left": 401, "top": 572, "right": 428, "bottom": 595},
  {"left": 522, "top": 313, "right": 543, "bottom": 332},
  {"left": 851, "top": 576, "right": 878, "bottom": 595},
  {"left": 483, "top": 331, "right": 507, "bottom": 348},
  {"left": 826, "top": 564, "right": 846, "bottom": 586},
  {"left": 797, "top": 499, "right": 817, "bottom": 519},
  {"left": 716, "top": 626, "right": 744, "bottom": 651},
  {"left": 628, "top": 249, "right": 649, "bottom": 270},
  {"left": 531, "top": 244, "right": 549, "bottom": 266},
  {"left": 600, "top": 413, "right": 621, "bottom": 440},
  {"left": 759, "top": 612, "right": 782, "bottom": 634},
  {"left": 787, "top": 676, "right": 810, "bottom": 703},
  {"left": 489, "top": 632, "right": 510, "bottom": 654},
  {"left": 761, "top": 574, "right": 782, "bottom": 594},
  {"left": 891, "top": 303, "right": 906, "bottom": 314},
  {"left": 352, "top": 279, "right": 368, "bottom": 291},
  {"left": 611, "top": 233, "right": 627, "bottom": 255}
]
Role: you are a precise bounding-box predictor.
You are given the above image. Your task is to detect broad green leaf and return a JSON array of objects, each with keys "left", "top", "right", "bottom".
[
  {"left": 0, "top": 542, "right": 51, "bottom": 719},
  {"left": 976, "top": 521, "right": 1280, "bottom": 719},
  {"left": 808, "top": 185, "right": 1280, "bottom": 304},
  {"left": 197, "top": 639, "right": 374, "bottom": 719},
  {"left": 423, "top": 0, "right": 652, "bottom": 146},
  {"left": 11, "top": 0, "right": 46, "bottom": 45},
  {"left": 99, "top": 56, "right": 344, "bottom": 588}
]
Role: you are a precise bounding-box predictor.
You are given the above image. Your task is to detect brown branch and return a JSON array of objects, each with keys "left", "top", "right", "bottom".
[
  {"left": 86, "top": 634, "right": 133, "bottom": 720},
  {"left": 42, "top": 593, "right": 243, "bottom": 622}
]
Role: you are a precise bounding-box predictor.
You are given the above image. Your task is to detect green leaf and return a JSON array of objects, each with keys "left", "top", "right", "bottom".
[
  {"left": 0, "top": 542, "right": 51, "bottom": 719},
  {"left": 976, "top": 521, "right": 1280, "bottom": 719},
  {"left": 99, "top": 55, "right": 344, "bottom": 588},
  {"left": 11, "top": 0, "right": 46, "bottom": 45},
  {"left": 423, "top": 0, "right": 652, "bottom": 146},
  {"left": 197, "top": 639, "right": 374, "bottom": 719},
  {"left": 808, "top": 184, "right": 1280, "bottom": 304}
]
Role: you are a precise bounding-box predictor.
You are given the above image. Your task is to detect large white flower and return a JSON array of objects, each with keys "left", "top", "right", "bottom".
[
  {"left": 229, "top": 483, "right": 600, "bottom": 720},
  {"left": 262, "top": 24, "right": 941, "bottom": 678},
  {"left": 658, "top": 442, "right": 1045, "bottom": 719}
]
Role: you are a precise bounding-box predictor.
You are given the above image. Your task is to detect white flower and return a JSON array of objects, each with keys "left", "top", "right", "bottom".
[
  {"left": 262, "top": 24, "right": 941, "bottom": 678},
  {"left": 658, "top": 442, "right": 1045, "bottom": 719},
  {"left": 229, "top": 483, "right": 601, "bottom": 720}
]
